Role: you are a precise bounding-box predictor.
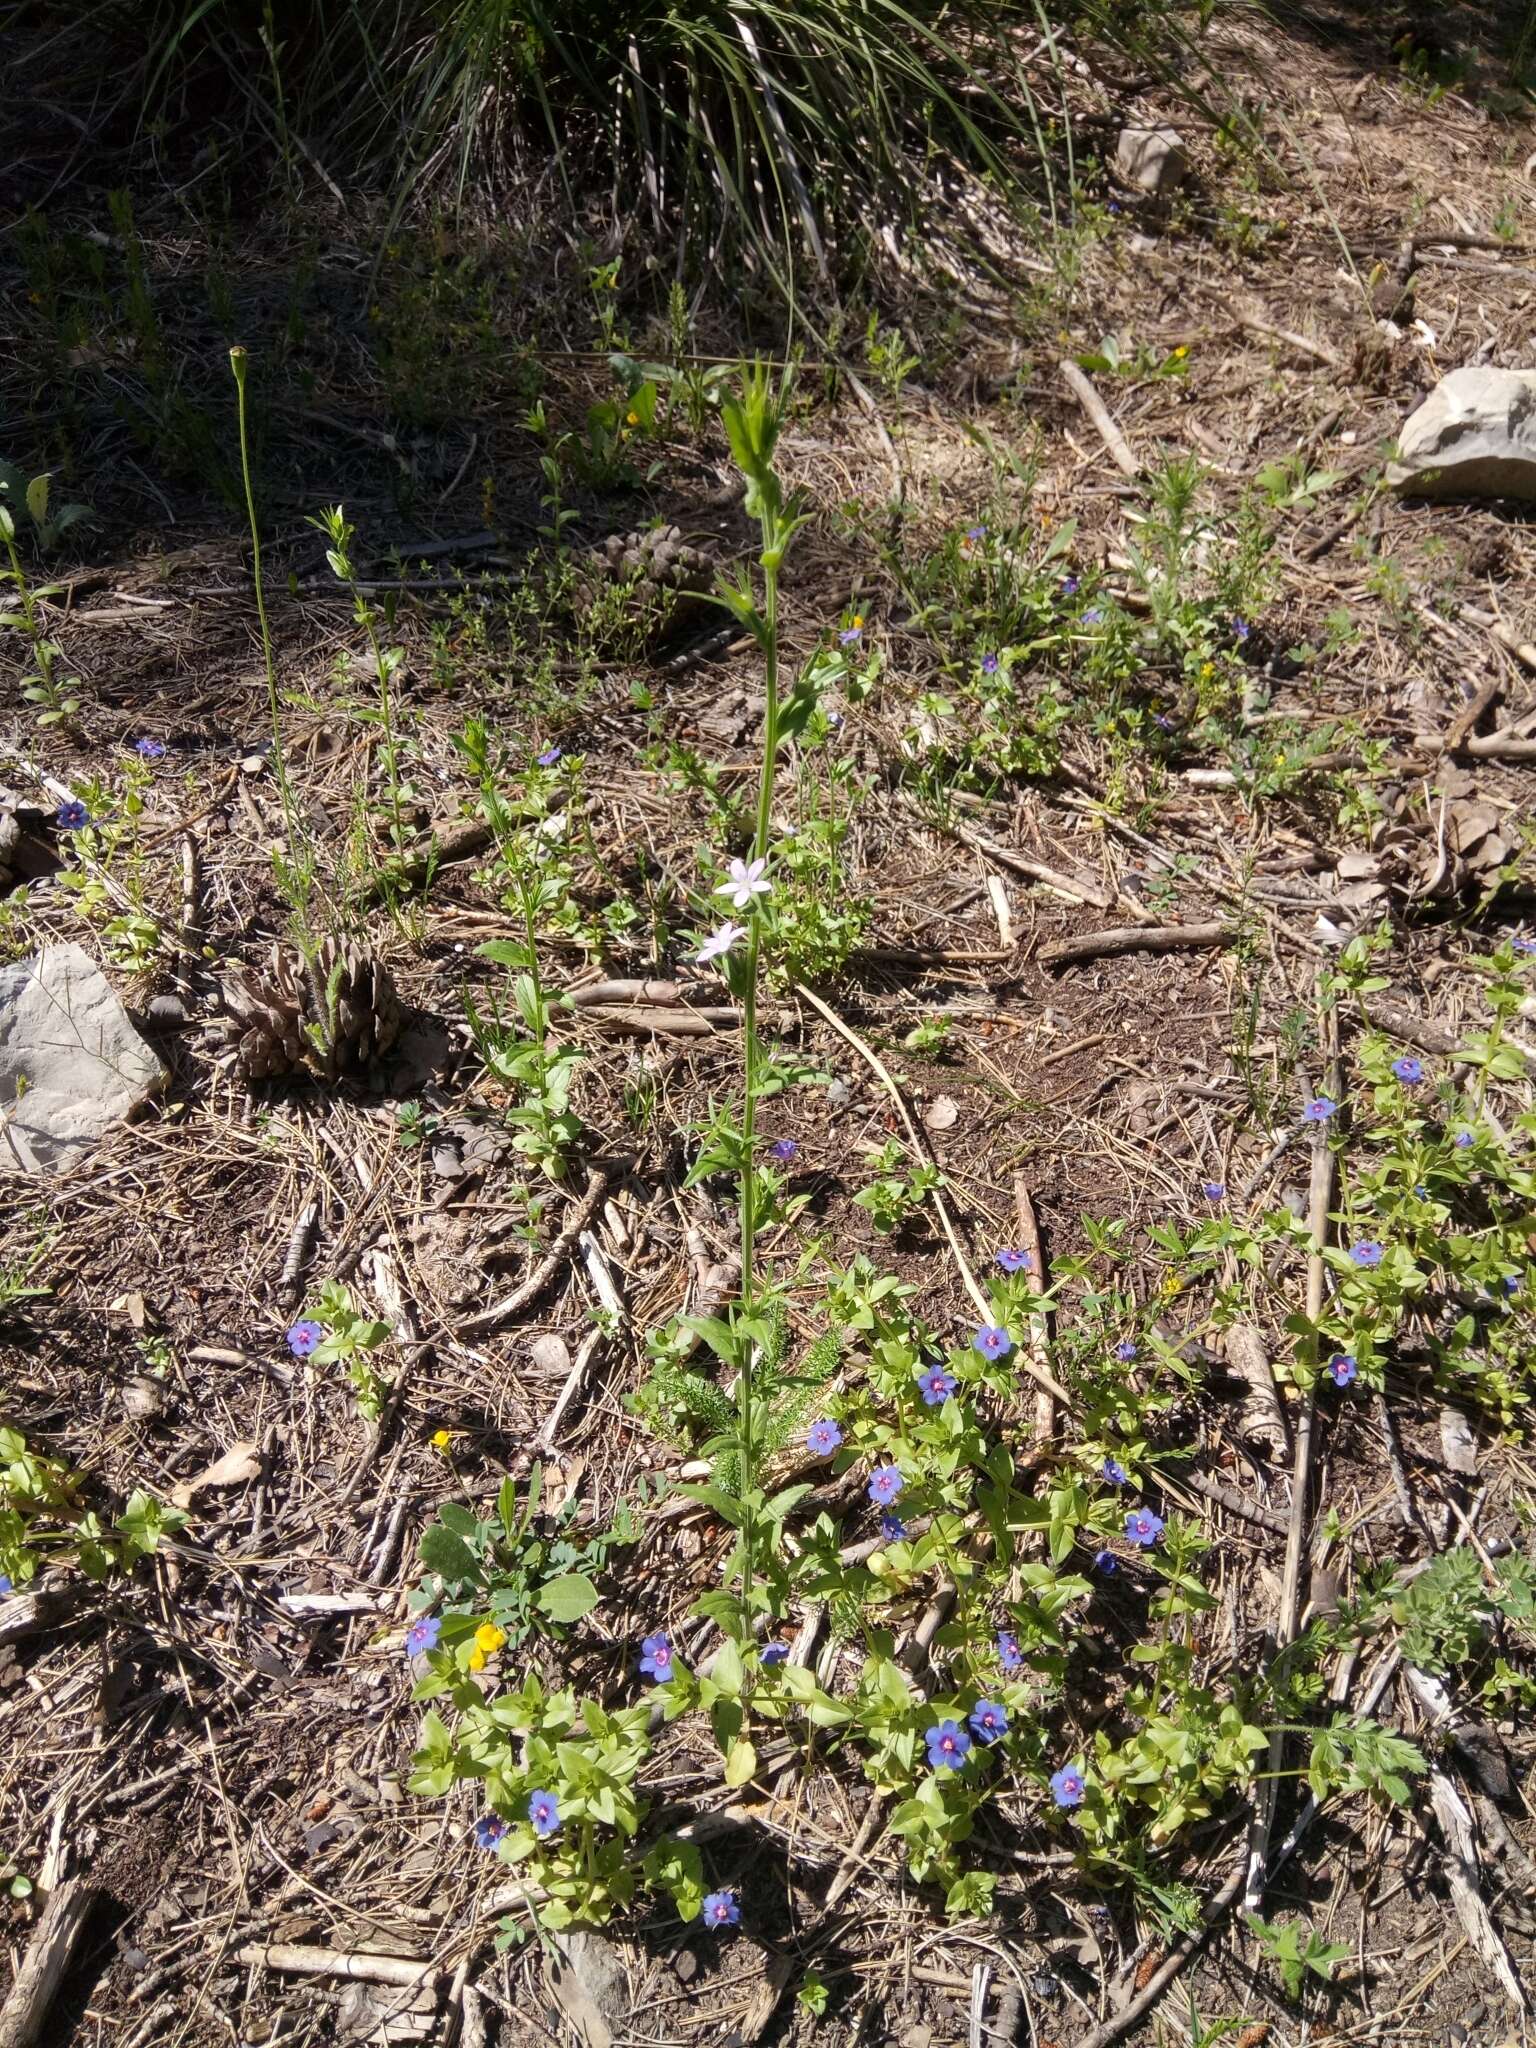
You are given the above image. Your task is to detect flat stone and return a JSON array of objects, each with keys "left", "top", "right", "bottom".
[
  {"left": 1115, "top": 124, "right": 1187, "bottom": 194},
  {"left": 1389, "top": 366, "right": 1536, "bottom": 497},
  {"left": 0, "top": 944, "right": 166, "bottom": 1173}
]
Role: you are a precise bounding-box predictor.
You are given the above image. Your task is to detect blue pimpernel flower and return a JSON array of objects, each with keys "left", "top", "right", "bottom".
[
  {"left": 528, "top": 1790, "right": 560, "bottom": 1839},
  {"left": 1392, "top": 1056, "right": 1424, "bottom": 1084},
  {"left": 1455, "top": 1130, "right": 1475, "bottom": 1149},
  {"left": 964, "top": 524, "right": 987, "bottom": 543},
  {"left": 0, "top": 1576, "right": 12, "bottom": 1597},
  {"left": 879, "top": 1513, "right": 908, "bottom": 1542},
  {"left": 981, "top": 652, "right": 1000, "bottom": 675},
  {"left": 1125, "top": 1508, "right": 1164, "bottom": 1548},
  {"left": 286, "top": 1320, "right": 324, "bottom": 1358},
  {"left": 1513, "top": 936, "right": 1536, "bottom": 955},
  {"left": 1114, "top": 1340, "right": 1137, "bottom": 1362},
  {"left": 868, "top": 1465, "right": 904, "bottom": 1508},
  {"left": 702, "top": 1890, "right": 740, "bottom": 1929},
  {"left": 1303, "top": 1096, "right": 1337, "bottom": 1123},
  {"left": 1328, "top": 1353, "right": 1357, "bottom": 1387},
  {"left": 1502, "top": 1275, "right": 1521, "bottom": 1297},
  {"left": 997, "top": 1629, "right": 1023, "bottom": 1672},
  {"left": 56, "top": 800, "right": 89, "bottom": 831},
  {"left": 473, "top": 1815, "right": 508, "bottom": 1850},
  {"left": 995, "top": 1247, "right": 1032, "bottom": 1274},
  {"left": 1061, "top": 575, "right": 1079, "bottom": 596},
  {"left": 135, "top": 737, "right": 166, "bottom": 760},
  {"left": 1232, "top": 618, "right": 1251, "bottom": 642},
  {"left": 1102, "top": 1458, "right": 1128, "bottom": 1487},
  {"left": 536, "top": 746, "right": 562, "bottom": 767},
  {"left": 916, "top": 1364, "right": 957, "bottom": 1406},
  {"left": 405, "top": 1614, "right": 441, "bottom": 1656},
  {"left": 925, "top": 1720, "right": 972, "bottom": 1771},
  {"left": 1083, "top": 606, "right": 1105, "bottom": 625},
  {"left": 760, "top": 1642, "right": 789, "bottom": 1666},
  {"left": 973, "top": 1325, "right": 1012, "bottom": 1361},
  {"left": 839, "top": 619, "right": 865, "bottom": 645},
  {"left": 969, "top": 1700, "right": 1009, "bottom": 1744},
  {"left": 1093, "top": 1550, "right": 1117, "bottom": 1574},
  {"left": 1350, "top": 1242, "right": 1384, "bottom": 1268},
  {"left": 1050, "top": 1764, "right": 1086, "bottom": 1809},
  {"left": 807, "top": 1418, "right": 843, "bottom": 1457},
  {"left": 1202, "top": 1180, "right": 1226, "bottom": 1201},
  {"left": 639, "top": 1631, "right": 674, "bottom": 1681},
  {"left": 769, "top": 1138, "right": 798, "bottom": 1163}
]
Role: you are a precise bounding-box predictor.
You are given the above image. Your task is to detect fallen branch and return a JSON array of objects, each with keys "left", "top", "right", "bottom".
[
  {"left": 360, "top": 815, "right": 494, "bottom": 901},
  {"left": 1069, "top": 1856, "right": 1247, "bottom": 2048},
  {"left": 1058, "top": 359, "right": 1139, "bottom": 478},
  {"left": 456, "top": 1167, "right": 611, "bottom": 1334},
  {"left": 1040, "top": 921, "right": 1230, "bottom": 968},
  {"left": 236, "top": 1943, "right": 439, "bottom": 1989},
  {"left": 0, "top": 1879, "right": 98, "bottom": 2048},
  {"left": 1235, "top": 310, "right": 1342, "bottom": 369}
]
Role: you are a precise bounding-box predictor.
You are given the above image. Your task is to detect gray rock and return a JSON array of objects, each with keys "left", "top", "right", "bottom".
[
  {"left": 1389, "top": 366, "right": 1536, "bottom": 497},
  {"left": 0, "top": 944, "right": 166, "bottom": 1173},
  {"left": 1115, "top": 124, "right": 1187, "bottom": 194}
]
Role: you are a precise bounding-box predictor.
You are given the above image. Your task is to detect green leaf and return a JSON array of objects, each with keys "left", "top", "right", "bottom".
[
  {"left": 674, "top": 1482, "right": 745, "bottom": 1528},
  {"left": 711, "top": 1637, "right": 745, "bottom": 1698},
  {"left": 419, "top": 1524, "right": 479, "bottom": 1583},
  {"left": 723, "top": 1736, "right": 757, "bottom": 1787},
  {"left": 537, "top": 1574, "right": 599, "bottom": 1623}
]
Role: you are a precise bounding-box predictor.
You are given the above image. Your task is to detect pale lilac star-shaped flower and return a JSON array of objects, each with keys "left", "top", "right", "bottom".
[
  {"left": 716, "top": 857, "right": 770, "bottom": 910},
  {"left": 696, "top": 922, "right": 746, "bottom": 965}
]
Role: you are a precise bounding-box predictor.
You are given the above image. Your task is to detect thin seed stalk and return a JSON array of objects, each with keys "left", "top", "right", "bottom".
[
  {"left": 230, "top": 346, "right": 308, "bottom": 929},
  {"left": 736, "top": 549, "right": 780, "bottom": 1630}
]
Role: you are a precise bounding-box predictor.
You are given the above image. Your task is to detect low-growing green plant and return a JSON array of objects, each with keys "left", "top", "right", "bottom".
[
  {"left": 0, "top": 1426, "right": 185, "bottom": 1587},
  {"left": 1246, "top": 1914, "right": 1352, "bottom": 2001},
  {"left": 53, "top": 756, "right": 167, "bottom": 973},
  {"left": 853, "top": 1138, "right": 943, "bottom": 1236},
  {"left": 0, "top": 463, "right": 92, "bottom": 553},
  {"left": 411, "top": 1468, "right": 645, "bottom": 1659},
  {"left": 295, "top": 1281, "right": 393, "bottom": 1424},
  {"left": 457, "top": 719, "right": 584, "bottom": 1180},
  {"left": 312, "top": 505, "right": 412, "bottom": 877},
  {"left": 1, "top": 487, "right": 82, "bottom": 733}
]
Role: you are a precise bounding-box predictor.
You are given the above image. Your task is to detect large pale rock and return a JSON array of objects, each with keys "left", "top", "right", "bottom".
[
  {"left": 1389, "top": 366, "right": 1536, "bottom": 497},
  {"left": 0, "top": 944, "right": 165, "bottom": 1173},
  {"left": 1115, "top": 124, "right": 1187, "bottom": 194}
]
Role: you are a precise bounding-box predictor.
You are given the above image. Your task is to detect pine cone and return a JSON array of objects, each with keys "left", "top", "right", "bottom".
[
  {"left": 220, "top": 938, "right": 401, "bottom": 1082},
  {"left": 579, "top": 525, "right": 713, "bottom": 652}
]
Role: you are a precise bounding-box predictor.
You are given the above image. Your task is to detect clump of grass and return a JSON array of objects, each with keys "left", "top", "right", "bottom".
[{"left": 138, "top": 0, "right": 1216, "bottom": 297}]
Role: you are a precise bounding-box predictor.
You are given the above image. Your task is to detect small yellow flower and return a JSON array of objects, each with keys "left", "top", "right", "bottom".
[
  {"left": 475, "top": 1622, "right": 506, "bottom": 1657},
  {"left": 1172, "top": 345, "right": 1189, "bottom": 359},
  {"left": 468, "top": 1647, "right": 486, "bottom": 1671},
  {"left": 430, "top": 1428, "right": 452, "bottom": 1452},
  {"left": 625, "top": 409, "right": 640, "bottom": 426},
  {"left": 1161, "top": 1271, "right": 1182, "bottom": 1298},
  {"left": 850, "top": 614, "right": 864, "bottom": 630},
  {"left": 1200, "top": 661, "right": 1215, "bottom": 681},
  {"left": 1273, "top": 751, "right": 1287, "bottom": 765}
]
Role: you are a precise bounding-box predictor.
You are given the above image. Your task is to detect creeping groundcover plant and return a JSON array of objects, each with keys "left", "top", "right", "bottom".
[{"left": 396, "top": 370, "right": 1536, "bottom": 1938}]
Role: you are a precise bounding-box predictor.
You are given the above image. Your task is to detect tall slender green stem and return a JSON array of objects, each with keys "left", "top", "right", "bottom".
[
  {"left": 735, "top": 555, "right": 781, "bottom": 1631},
  {"left": 230, "top": 346, "right": 309, "bottom": 929}
]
